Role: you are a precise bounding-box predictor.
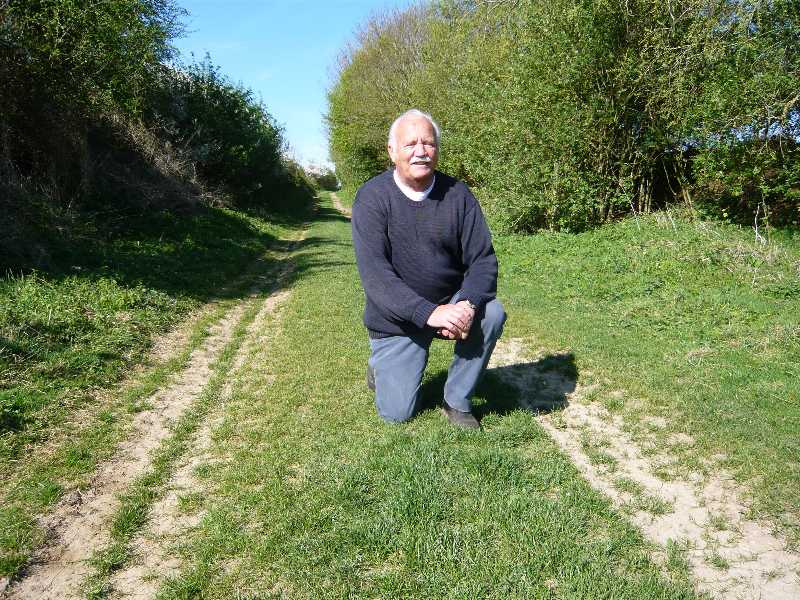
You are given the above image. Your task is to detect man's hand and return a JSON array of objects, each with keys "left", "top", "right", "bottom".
[{"left": 427, "top": 302, "right": 475, "bottom": 340}]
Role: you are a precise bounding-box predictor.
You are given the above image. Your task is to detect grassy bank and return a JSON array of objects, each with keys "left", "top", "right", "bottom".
[
  {"left": 154, "top": 195, "right": 697, "bottom": 599},
  {"left": 0, "top": 201, "right": 310, "bottom": 577},
  {"left": 496, "top": 211, "right": 800, "bottom": 543},
  {"left": 334, "top": 186, "right": 356, "bottom": 210}
]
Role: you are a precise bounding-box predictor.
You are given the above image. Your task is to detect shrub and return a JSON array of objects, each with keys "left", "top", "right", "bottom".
[
  {"left": 146, "top": 57, "right": 286, "bottom": 207},
  {"left": 326, "top": 0, "right": 800, "bottom": 232}
]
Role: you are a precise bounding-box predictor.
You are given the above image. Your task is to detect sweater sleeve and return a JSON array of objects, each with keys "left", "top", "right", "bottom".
[
  {"left": 351, "top": 191, "right": 438, "bottom": 329},
  {"left": 458, "top": 193, "right": 498, "bottom": 307}
]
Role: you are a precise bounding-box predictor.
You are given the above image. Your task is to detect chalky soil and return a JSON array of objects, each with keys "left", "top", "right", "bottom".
[{"left": 490, "top": 337, "right": 800, "bottom": 600}]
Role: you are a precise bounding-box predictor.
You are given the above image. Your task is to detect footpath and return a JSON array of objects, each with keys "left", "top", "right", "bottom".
[{"left": 2, "top": 193, "right": 797, "bottom": 599}]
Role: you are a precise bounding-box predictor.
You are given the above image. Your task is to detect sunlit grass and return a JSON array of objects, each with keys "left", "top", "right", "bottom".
[
  {"left": 496, "top": 210, "right": 800, "bottom": 544},
  {"left": 155, "top": 195, "right": 698, "bottom": 599}
]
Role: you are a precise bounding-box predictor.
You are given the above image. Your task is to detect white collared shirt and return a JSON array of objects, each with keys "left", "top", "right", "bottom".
[{"left": 394, "top": 169, "right": 435, "bottom": 201}]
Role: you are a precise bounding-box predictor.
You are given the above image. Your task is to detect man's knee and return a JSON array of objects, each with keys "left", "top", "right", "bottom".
[
  {"left": 376, "top": 393, "right": 417, "bottom": 423},
  {"left": 482, "top": 298, "right": 507, "bottom": 338}
]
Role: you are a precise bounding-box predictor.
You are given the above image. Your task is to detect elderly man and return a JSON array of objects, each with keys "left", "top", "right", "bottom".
[{"left": 351, "top": 109, "right": 506, "bottom": 429}]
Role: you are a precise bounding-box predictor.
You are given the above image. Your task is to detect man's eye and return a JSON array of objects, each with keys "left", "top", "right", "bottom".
[{"left": 404, "top": 142, "right": 436, "bottom": 150}]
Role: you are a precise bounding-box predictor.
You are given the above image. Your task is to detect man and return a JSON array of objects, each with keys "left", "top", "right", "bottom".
[{"left": 351, "top": 109, "right": 506, "bottom": 429}]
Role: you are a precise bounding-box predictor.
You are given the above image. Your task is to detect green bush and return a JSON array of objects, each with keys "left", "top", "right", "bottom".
[
  {"left": 326, "top": 0, "right": 800, "bottom": 232},
  {"left": 307, "top": 167, "right": 339, "bottom": 191},
  {"left": 147, "top": 57, "right": 287, "bottom": 206},
  {"left": 1, "top": 0, "right": 183, "bottom": 116},
  {"left": 0, "top": 2, "right": 314, "bottom": 261}
]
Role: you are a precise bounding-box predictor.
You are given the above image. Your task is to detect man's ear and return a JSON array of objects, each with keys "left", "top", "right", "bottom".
[{"left": 387, "top": 144, "right": 397, "bottom": 164}]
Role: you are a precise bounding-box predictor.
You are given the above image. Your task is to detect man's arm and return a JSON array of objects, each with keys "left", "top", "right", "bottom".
[
  {"left": 351, "top": 194, "right": 438, "bottom": 329},
  {"left": 458, "top": 194, "right": 498, "bottom": 307}
]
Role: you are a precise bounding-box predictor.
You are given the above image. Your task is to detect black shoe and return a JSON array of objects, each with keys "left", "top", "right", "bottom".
[
  {"left": 442, "top": 403, "right": 480, "bottom": 430},
  {"left": 367, "top": 364, "right": 375, "bottom": 391}
]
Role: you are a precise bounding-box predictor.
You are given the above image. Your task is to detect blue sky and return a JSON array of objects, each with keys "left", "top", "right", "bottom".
[{"left": 173, "top": 0, "right": 414, "bottom": 168}]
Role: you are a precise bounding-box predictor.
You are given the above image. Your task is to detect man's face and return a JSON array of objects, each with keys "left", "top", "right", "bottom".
[{"left": 388, "top": 116, "right": 439, "bottom": 190}]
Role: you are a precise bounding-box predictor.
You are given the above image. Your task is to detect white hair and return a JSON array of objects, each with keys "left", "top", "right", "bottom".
[{"left": 387, "top": 109, "right": 440, "bottom": 147}]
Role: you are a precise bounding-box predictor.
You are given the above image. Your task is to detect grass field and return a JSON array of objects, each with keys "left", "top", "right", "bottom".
[
  {"left": 2, "top": 190, "right": 798, "bottom": 597},
  {"left": 0, "top": 202, "right": 309, "bottom": 578},
  {"left": 145, "top": 196, "right": 699, "bottom": 599},
  {"left": 494, "top": 211, "right": 800, "bottom": 545}
]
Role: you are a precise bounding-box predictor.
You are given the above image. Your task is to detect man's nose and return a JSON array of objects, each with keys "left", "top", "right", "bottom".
[{"left": 412, "top": 141, "right": 427, "bottom": 155}]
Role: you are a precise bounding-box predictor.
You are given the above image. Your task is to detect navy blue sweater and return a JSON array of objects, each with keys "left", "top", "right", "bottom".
[{"left": 351, "top": 169, "right": 498, "bottom": 338}]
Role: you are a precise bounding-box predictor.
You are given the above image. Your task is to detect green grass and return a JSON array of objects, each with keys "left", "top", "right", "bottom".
[
  {"left": 495, "top": 210, "right": 800, "bottom": 544},
  {"left": 4, "top": 186, "right": 796, "bottom": 596},
  {"left": 0, "top": 201, "right": 310, "bottom": 578},
  {"left": 152, "top": 196, "right": 698, "bottom": 599}
]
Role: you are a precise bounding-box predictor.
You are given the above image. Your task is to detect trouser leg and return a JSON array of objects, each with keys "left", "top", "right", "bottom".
[
  {"left": 368, "top": 332, "right": 432, "bottom": 423},
  {"left": 444, "top": 298, "right": 507, "bottom": 412}
]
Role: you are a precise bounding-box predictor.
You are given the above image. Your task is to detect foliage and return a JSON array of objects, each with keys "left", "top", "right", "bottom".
[
  {"left": 0, "top": 0, "right": 185, "bottom": 210},
  {"left": 306, "top": 166, "right": 339, "bottom": 191},
  {"left": 325, "top": 6, "right": 430, "bottom": 188},
  {"left": 326, "top": 0, "right": 800, "bottom": 232},
  {"left": 0, "top": 3, "right": 315, "bottom": 271},
  {"left": 0, "top": 0, "right": 183, "bottom": 122},
  {"left": 147, "top": 57, "right": 288, "bottom": 206}
]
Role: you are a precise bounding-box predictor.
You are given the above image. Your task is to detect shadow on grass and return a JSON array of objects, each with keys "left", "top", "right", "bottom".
[
  {"left": 416, "top": 351, "right": 578, "bottom": 422},
  {"left": 313, "top": 204, "right": 352, "bottom": 224}
]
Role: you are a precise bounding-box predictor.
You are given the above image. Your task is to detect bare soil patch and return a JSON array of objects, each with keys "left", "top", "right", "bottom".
[
  {"left": 107, "top": 416, "right": 217, "bottom": 599},
  {"left": 330, "top": 192, "right": 351, "bottom": 218},
  {"left": 109, "top": 285, "right": 296, "bottom": 599},
  {"left": 489, "top": 337, "right": 800, "bottom": 600}
]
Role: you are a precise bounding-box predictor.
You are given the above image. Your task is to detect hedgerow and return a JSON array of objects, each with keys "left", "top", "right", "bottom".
[
  {"left": 326, "top": 0, "right": 799, "bottom": 232},
  {"left": 0, "top": 1, "right": 314, "bottom": 272}
]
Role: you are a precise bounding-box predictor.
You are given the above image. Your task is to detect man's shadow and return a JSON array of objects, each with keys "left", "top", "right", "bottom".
[{"left": 418, "top": 352, "right": 578, "bottom": 421}]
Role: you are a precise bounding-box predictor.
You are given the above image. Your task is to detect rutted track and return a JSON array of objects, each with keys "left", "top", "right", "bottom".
[
  {"left": 490, "top": 338, "right": 800, "bottom": 600},
  {"left": 330, "top": 192, "right": 351, "bottom": 218},
  {"left": 108, "top": 286, "right": 295, "bottom": 598},
  {"left": 2, "top": 230, "right": 306, "bottom": 600}
]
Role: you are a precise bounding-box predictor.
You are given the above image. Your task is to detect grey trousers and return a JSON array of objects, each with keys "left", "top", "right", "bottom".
[{"left": 368, "top": 297, "right": 506, "bottom": 422}]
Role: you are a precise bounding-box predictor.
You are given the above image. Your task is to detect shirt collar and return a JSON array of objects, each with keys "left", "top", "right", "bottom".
[{"left": 393, "top": 169, "right": 435, "bottom": 202}]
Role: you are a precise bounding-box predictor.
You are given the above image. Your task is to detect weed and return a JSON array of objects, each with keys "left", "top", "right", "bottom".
[
  {"left": 614, "top": 477, "right": 645, "bottom": 497},
  {"left": 665, "top": 539, "right": 692, "bottom": 580},
  {"left": 706, "top": 551, "right": 730, "bottom": 570},
  {"left": 708, "top": 513, "right": 731, "bottom": 531},
  {"left": 630, "top": 495, "right": 674, "bottom": 516}
]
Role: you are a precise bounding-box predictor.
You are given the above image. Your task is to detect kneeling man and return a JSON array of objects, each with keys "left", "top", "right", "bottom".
[{"left": 351, "top": 109, "right": 506, "bottom": 429}]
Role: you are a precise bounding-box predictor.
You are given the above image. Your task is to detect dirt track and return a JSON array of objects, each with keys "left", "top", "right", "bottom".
[
  {"left": 330, "top": 191, "right": 351, "bottom": 218},
  {"left": 490, "top": 337, "right": 800, "bottom": 600},
  {"left": 2, "top": 231, "right": 304, "bottom": 600}
]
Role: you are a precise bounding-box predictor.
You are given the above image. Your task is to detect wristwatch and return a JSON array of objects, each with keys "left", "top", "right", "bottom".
[{"left": 464, "top": 300, "right": 477, "bottom": 311}]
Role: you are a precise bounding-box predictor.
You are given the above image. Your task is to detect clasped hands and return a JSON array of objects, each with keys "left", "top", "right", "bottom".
[{"left": 426, "top": 301, "right": 475, "bottom": 340}]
